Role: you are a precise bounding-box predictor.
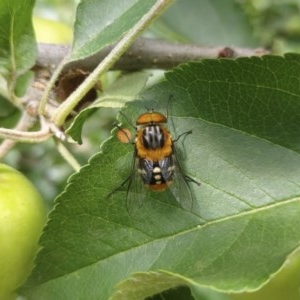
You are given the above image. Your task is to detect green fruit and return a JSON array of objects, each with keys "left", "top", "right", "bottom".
[{"left": 0, "top": 164, "right": 47, "bottom": 300}]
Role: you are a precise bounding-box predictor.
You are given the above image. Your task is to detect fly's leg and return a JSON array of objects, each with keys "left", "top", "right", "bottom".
[
  {"left": 173, "top": 130, "right": 201, "bottom": 186},
  {"left": 172, "top": 129, "right": 192, "bottom": 143},
  {"left": 106, "top": 175, "right": 131, "bottom": 199}
]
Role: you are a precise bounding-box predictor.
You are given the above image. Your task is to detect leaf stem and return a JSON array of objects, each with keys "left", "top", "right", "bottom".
[
  {"left": 55, "top": 141, "right": 81, "bottom": 172},
  {"left": 38, "top": 54, "right": 70, "bottom": 116},
  {"left": 51, "top": 0, "right": 172, "bottom": 127}
]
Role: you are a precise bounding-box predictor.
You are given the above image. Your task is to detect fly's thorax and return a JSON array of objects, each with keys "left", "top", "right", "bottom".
[
  {"left": 135, "top": 124, "right": 173, "bottom": 161},
  {"left": 142, "top": 124, "right": 164, "bottom": 149}
]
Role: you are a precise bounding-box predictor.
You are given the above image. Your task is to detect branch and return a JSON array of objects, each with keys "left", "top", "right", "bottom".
[
  {"left": 36, "top": 38, "right": 268, "bottom": 73},
  {"left": 0, "top": 111, "right": 48, "bottom": 160},
  {"left": 0, "top": 126, "right": 52, "bottom": 142}
]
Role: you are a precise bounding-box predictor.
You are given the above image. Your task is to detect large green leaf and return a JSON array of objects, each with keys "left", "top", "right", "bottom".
[
  {"left": 152, "top": 0, "right": 258, "bottom": 46},
  {"left": 24, "top": 55, "right": 300, "bottom": 299},
  {"left": 0, "top": 0, "right": 36, "bottom": 77},
  {"left": 70, "top": 0, "right": 158, "bottom": 61}
]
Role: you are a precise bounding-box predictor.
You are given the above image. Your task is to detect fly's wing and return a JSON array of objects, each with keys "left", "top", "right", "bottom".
[
  {"left": 126, "top": 150, "right": 147, "bottom": 213},
  {"left": 159, "top": 156, "right": 174, "bottom": 183},
  {"left": 138, "top": 159, "right": 154, "bottom": 185},
  {"left": 167, "top": 145, "right": 196, "bottom": 211}
]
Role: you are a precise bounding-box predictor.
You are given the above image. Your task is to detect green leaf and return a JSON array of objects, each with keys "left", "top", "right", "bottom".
[
  {"left": 24, "top": 56, "right": 300, "bottom": 299},
  {"left": 66, "top": 72, "right": 150, "bottom": 144},
  {"left": 70, "top": 0, "right": 157, "bottom": 61},
  {"left": 164, "top": 53, "right": 300, "bottom": 152},
  {"left": 14, "top": 70, "right": 34, "bottom": 97},
  {"left": 0, "top": 0, "right": 37, "bottom": 77},
  {"left": 112, "top": 272, "right": 230, "bottom": 300},
  {"left": 147, "top": 285, "right": 194, "bottom": 300},
  {"left": 190, "top": 286, "right": 231, "bottom": 300},
  {"left": 111, "top": 272, "right": 189, "bottom": 300},
  {"left": 0, "top": 96, "right": 20, "bottom": 129},
  {"left": 230, "top": 249, "right": 300, "bottom": 300},
  {"left": 152, "top": 0, "right": 258, "bottom": 46}
]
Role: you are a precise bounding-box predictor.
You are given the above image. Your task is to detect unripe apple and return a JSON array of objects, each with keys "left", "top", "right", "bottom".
[{"left": 0, "top": 164, "right": 47, "bottom": 300}]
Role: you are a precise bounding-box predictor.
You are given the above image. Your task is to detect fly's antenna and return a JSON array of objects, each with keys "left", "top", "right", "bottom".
[{"left": 144, "top": 104, "right": 155, "bottom": 113}]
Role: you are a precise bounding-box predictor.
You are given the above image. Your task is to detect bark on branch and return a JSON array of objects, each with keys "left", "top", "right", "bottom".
[{"left": 36, "top": 37, "right": 268, "bottom": 73}]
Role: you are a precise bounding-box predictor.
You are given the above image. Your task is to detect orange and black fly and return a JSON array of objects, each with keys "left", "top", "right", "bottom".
[{"left": 111, "top": 103, "right": 200, "bottom": 212}]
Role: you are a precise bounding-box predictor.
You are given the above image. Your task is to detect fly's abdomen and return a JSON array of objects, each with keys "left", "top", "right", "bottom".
[{"left": 138, "top": 156, "right": 174, "bottom": 191}]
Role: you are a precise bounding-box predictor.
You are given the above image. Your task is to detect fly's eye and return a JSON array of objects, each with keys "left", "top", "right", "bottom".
[{"left": 136, "top": 112, "right": 167, "bottom": 125}]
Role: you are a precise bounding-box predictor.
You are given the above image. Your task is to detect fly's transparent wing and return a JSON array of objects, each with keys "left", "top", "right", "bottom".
[
  {"left": 168, "top": 145, "right": 200, "bottom": 211},
  {"left": 126, "top": 151, "right": 146, "bottom": 214},
  {"left": 107, "top": 148, "right": 145, "bottom": 214}
]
